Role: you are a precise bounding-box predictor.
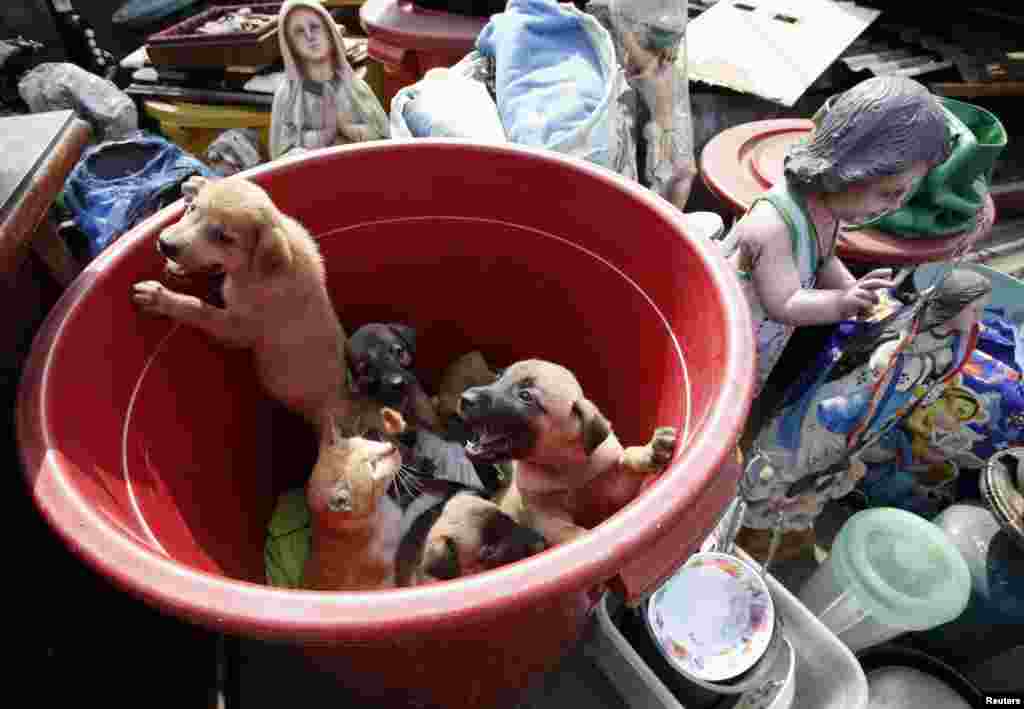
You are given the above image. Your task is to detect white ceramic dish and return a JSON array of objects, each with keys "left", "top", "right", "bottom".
[
  {"left": 584, "top": 546, "right": 870, "bottom": 709},
  {"left": 646, "top": 552, "right": 776, "bottom": 682}
]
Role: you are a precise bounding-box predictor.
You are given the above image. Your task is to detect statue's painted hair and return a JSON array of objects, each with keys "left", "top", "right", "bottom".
[{"left": 785, "top": 77, "right": 951, "bottom": 193}]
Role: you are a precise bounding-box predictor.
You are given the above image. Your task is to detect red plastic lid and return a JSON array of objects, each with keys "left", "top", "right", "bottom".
[
  {"left": 360, "top": 0, "right": 487, "bottom": 54},
  {"left": 700, "top": 119, "right": 994, "bottom": 265}
]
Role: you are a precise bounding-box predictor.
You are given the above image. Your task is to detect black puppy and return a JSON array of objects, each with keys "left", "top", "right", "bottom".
[{"left": 346, "top": 323, "right": 442, "bottom": 432}]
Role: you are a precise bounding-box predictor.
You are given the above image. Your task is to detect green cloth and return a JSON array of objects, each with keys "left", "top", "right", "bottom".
[
  {"left": 264, "top": 488, "right": 312, "bottom": 589},
  {"left": 853, "top": 97, "right": 1007, "bottom": 238}
]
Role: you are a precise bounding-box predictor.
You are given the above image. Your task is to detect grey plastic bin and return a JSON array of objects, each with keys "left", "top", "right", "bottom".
[{"left": 585, "top": 548, "right": 868, "bottom": 709}]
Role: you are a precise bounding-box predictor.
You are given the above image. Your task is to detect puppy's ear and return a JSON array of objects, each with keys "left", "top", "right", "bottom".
[
  {"left": 422, "top": 536, "right": 461, "bottom": 581},
  {"left": 386, "top": 323, "right": 417, "bottom": 359},
  {"left": 380, "top": 407, "right": 406, "bottom": 436},
  {"left": 181, "top": 176, "right": 208, "bottom": 202},
  {"left": 571, "top": 398, "right": 612, "bottom": 456},
  {"left": 248, "top": 215, "right": 293, "bottom": 278}
]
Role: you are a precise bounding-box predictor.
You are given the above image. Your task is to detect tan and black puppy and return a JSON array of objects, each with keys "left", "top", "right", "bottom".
[
  {"left": 460, "top": 359, "right": 677, "bottom": 546},
  {"left": 346, "top": 323, "right": 442, "bottom": 432},
  {"left": 394, "top": 482, "right": 547, "bottom": 587},
  {"left": 131, "top": 175, "right": 348, "bottom": 430}
]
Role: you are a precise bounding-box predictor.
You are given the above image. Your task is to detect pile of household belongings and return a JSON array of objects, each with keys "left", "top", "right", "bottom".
[{"left": 389, "top": 0, "right": 692, "bottom": 195}]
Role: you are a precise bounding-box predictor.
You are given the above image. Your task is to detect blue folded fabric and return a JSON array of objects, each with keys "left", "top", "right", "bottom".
[
  {"left": 476, "top": 0, "right": 607, "bottom": 159},
  {"left": 63, "top": 130, "right": 213, "bottom": 258}
]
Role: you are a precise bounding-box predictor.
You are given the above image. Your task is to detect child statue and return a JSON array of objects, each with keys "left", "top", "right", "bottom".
[
  {"left": 741, "top": 268, "right": 991, "bottom": 544},
  {"left": 270, "top": 0, "right": 389, "bottom": 160},
  {"left": 719, "top": 77, "right": 956, "bottom": 396}
]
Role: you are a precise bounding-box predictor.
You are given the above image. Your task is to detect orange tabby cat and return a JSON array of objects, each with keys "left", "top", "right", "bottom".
[{"left": 303, "top": 405, "right": 408, "bottom": 591}]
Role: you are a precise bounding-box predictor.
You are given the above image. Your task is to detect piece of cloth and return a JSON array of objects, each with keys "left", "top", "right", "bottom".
[
  {"left": 206, "top": 127, "right": 265, "bottom": 176},
  {"left": 855, "top": 97, "right": 1007, "bottom": 238},
  {"left": 269, "top": 0, "right": 388, "bottom": 160},
  {"left": 718, "top": 181, "right": 822, "bottom": 396},
  {"left": 476, "top": 0, "right": 635, "bottom": 176},
  {"left": 408, "top": 429, "right": 487, "bottom": 491},
  {"left": 62, "top": 130, "right": 214, "bottom": 257},
  {"left": 264, "top": 488, "right": 312, "bottom": 588},
  {"left": 390, "top": 67, "right": 506, "bottom": 142}
]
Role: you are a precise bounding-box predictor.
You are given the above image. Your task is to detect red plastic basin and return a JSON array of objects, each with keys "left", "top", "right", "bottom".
[{"left": 18, "top": 140, "right": 754, "bottom": 708}]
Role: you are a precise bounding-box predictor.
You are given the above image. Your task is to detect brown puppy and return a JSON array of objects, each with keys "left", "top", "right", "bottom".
[
  {"left": 433, "top": 350, "right": 498, "bottom": 425},
  {"left": 303, "top": 406, "right": 409, "bottom": 591},
  {"left": 460, "top": 359, "right": 677, "bottom": 546},
  {"left": 346, "top": 322, "right": 442, "bottom": 432},
  {"left": 131, "top": 175, "right": 347, "bottom": 429},
  {"left": 394, "top": 483, "right": 547, "bottom": 587}
]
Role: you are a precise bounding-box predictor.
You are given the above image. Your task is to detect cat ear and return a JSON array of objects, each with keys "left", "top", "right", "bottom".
[
  {"left": 319, "top": 409, "right": 340, "bottom": 446},
  {"left": 380, "top": 408, "right": 406, "bottom": 436}
]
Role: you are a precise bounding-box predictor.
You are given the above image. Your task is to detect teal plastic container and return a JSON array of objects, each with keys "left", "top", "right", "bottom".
[{"left": 798, "top": 508, "right": 972, "bottom": 653}]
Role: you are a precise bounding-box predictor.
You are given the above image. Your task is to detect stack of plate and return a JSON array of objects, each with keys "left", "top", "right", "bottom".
[{"left": 645, "top": 552, "right": 791, "bottom": 704}]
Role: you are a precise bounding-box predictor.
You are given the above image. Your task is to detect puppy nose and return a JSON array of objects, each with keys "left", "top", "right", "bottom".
[
  {"left": 460, "top": 388, "right": 489, "bottom": 415},
  {"left": 157, "top": 238, "right": 179, "bottom": 258},
  {"left": 387, "top": 374, "right": 406, "bottom": 390}
]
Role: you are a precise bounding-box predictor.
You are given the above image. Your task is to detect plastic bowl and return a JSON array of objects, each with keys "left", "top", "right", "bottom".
[{"left": 17, "top": 140, "right": 755, "bottom": 708}]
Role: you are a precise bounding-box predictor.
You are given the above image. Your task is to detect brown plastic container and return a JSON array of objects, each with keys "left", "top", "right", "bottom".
[{"left": 146, "top": 3, "right": 282, "bottom": 68}]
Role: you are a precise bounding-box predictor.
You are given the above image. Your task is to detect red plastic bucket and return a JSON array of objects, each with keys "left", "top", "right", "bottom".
[{"left": 18, "top": 140, "right": 754, "bottom": 707}]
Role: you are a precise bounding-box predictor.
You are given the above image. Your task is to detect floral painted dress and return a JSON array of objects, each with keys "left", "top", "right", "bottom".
[
  {"left": 743, "top": 320, "right": 978, "bottom": 530},
  {"left": 719, "top": 182, "right": 822, "bottom": 395}
]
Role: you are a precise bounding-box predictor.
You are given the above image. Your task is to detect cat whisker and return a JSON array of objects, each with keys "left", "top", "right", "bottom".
[
  {"left": 398, "top": 465, "right": 425, "bottom": 495},
  {"left": 392, "top": 467, "right": 412, "bottom": 499}
]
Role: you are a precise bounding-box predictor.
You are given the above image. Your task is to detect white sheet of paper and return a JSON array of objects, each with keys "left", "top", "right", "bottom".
[{"left": 685, "top": 0, "right": 881, "bottom": 106}]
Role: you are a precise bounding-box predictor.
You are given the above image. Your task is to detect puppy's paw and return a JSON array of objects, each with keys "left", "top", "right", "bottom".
[
  {"left": 131, "top": 280, "right": 172, "bottom": 315},
  {"left": 621, "top": 426, "right": 677, "bottom": 475},
  {"left": 649, "top": 426, "right": 677, "bottom": 468}
]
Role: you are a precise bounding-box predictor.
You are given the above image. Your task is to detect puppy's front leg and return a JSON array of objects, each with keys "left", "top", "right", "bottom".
[
  {"left": 621, "top": 426, "right": 677, "bottom": 475},
  {"left": 537, "top": 516, "right": 589, "bottom": 546},
  {"left": 132, "top": 281, "right": 250, "bottom": 347}
]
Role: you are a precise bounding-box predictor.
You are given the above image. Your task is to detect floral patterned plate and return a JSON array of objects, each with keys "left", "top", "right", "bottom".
[{"left": 645, "top": 551, "right": 776, "bottom": 682}]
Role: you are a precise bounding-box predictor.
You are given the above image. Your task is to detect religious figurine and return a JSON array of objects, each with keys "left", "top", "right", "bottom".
[
  {"left": 269, "top": 0, "right": 388, "bottom": 160},
  {"left": 591, "top": 0, "right": 695, "bottom": 209},
  {"left": 719, "top": 76, "right": 954, "bottom": 396},
  {"left": 741, "top": 268, "right": 991, "bottom": 541}
]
